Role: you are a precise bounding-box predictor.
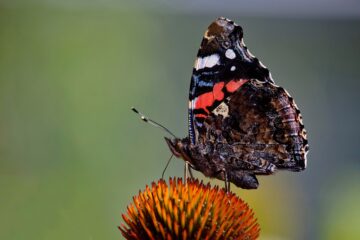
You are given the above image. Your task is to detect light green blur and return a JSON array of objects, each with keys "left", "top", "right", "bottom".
[{"left": 0, "top": 3, "right": 359, "bottom": 240}]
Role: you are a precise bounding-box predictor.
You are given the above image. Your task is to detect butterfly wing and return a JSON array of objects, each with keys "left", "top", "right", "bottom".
[
  {"left": 189, "top": 17, "right": 274, "bottom": 144},
  {"left": 188, "top": 18, "right": 308, "bottom": 174}
]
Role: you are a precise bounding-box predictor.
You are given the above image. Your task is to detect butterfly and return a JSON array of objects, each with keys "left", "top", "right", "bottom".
[{"left": 165, "top": 17, "right": 309, "bottom": 189}]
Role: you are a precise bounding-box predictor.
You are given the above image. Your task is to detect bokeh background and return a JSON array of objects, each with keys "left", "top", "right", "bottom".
[{"left": 1, "top": 1, "right": 359, "bottom": 239}]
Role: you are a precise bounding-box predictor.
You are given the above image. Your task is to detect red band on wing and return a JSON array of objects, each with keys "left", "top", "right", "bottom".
[
  {"left": 193, "top": 79, "right": 248, "bottom": 116},
  {"left": 226, "top": 79, "right": 248, "bottom": 92},
  {"left": 194, "top": 82, "right": 224, "bottom": 113},
  {"left": 195, "top": 113, "right": 207, "bottom": 119}
]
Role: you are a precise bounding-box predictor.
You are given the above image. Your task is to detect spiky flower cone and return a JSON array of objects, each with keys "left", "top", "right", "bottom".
[{"left": 119, "top": 178, "right": 260, "bottom": 240}]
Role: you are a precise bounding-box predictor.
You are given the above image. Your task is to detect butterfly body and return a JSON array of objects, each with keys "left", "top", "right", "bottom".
[{"left": 166, "top": 17, "right": 308, "bottom": 189}]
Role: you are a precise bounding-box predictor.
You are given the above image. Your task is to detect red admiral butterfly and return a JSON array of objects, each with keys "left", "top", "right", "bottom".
[{"left": 165, "top": 17, "right": 309, "bottom": 189}]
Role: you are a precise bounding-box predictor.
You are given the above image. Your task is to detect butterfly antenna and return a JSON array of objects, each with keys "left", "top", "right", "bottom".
[
  {"left": 161, "top": 154, "right": 174, "bottom": 179},
  {"left": 131, "top": 107, "right": 177, "bottom": 138}
]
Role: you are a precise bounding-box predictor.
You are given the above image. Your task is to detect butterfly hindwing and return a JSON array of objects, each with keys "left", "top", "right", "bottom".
[{"left": 195, "top": 79, "right": 308, "bottom": 172}]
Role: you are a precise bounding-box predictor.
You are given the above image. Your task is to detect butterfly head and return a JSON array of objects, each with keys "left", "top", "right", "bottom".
[{"left": 164, "top": 137, "right": 193, "bottom": 162}]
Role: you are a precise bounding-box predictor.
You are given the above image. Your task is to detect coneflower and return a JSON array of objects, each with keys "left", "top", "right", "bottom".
[{"left": 119, "top": 178, "right": 260, "bottom": 240}]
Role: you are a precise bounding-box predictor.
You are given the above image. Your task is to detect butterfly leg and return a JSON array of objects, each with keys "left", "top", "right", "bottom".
[
  {"left": 223, "top": 169, "right": 231, "bottom": 193},
  {"left": 188, "top": 166, "right": 194, "bottom": 179},
  {"left": 184, "top": 162, "right": 189, "bottom": 182},
  {"left": 184, "top": 162, "right": 195, "bottom": 183}
]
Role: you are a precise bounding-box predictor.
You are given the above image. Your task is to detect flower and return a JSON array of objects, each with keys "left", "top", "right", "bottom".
[{"left": 119, "top": 178, "right": 260, "bottom": 239}]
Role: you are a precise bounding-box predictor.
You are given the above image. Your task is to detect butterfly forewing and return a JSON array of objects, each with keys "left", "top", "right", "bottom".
[{"left": 189, "top": 17, "right": 274, "bottom": 144}]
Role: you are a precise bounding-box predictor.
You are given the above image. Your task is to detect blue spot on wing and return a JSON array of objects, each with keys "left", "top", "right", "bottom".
[
  {"left": 197, "top": 80, "right": 214, "bottom": 87},
  {"left": 188, "top": 73, "right": 214, "bottom": 144}
]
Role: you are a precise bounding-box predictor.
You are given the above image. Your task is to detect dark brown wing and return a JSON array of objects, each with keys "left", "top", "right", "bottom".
[{"left": 196, "top": 79, "right": 308, "bottom": 173}]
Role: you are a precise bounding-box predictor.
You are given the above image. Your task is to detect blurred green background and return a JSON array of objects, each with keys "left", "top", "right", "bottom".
[{"left": 0, "top": 1, "right": 359, "bottom": 239}]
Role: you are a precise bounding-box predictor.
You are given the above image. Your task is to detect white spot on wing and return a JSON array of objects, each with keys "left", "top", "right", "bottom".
[
  {"left": 213, "top": 102, "right": 229, "bottom": 117},
  {"left": 206, "top": 54, "right": 220, "bottom": 68},
  {"left": 225, "top": 49, "right": 236, "bottom": 59},
  {"left": 194, "top": 54, "right": 220, "bottom": 70},
  {"left": 230, "top": 66, "right": 236, "bottom": 71}
]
